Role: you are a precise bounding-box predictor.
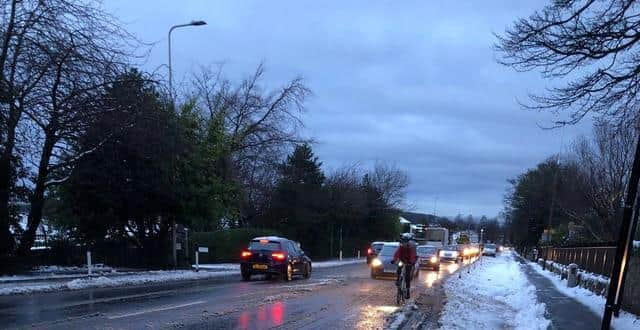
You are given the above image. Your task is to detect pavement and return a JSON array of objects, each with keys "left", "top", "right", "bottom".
[
  {"left": 516, "top": 255, "right": 603, "bottom": 330},
  {"left": 0, "top": 260, "right": 465, "bottom": 329}
]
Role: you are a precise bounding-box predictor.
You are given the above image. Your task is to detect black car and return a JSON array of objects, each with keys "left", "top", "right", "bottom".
[
  {"left": 417, "top": 245, "right": 440, "bottom": 270},
  {"left": 366, "top": 241, "right": 385, "bottom": 264},
  {"left": 240, "top": 236, "right": 312, "bottom": 281}
]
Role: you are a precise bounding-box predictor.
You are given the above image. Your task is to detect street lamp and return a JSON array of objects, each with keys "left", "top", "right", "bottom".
[
  {"left": 167, "top": 20, "right": 206, "bottom": 268},
  {"left": 168, "top": 20, "right": 207, "bottom": 109},
  {"left": 480, "top": 228, "right": 484, "bottom": 244}
]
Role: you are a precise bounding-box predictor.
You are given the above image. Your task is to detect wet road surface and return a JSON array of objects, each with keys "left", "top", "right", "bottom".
[{"left": 0, "top": 261, "right": 467, "bottom": 329}]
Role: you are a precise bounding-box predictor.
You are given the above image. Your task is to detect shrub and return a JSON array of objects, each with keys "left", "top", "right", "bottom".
[{"left": 190, "top": 228, "right": 281, "bottom": 263}]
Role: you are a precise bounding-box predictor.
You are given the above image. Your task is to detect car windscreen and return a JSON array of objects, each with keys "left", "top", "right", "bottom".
[
  {"left": 371, "top": 243, "right": 384, "bottom": 252},
  {"left": 485, "top": 244, "right": 496, "bottom": 249},
  {"left": 417, "top": 246, "right": 437, "bottom": 255},
  {"left": 379, "top": 245, "right": 398, "bottom": 257},
  {"left": 249, "top": 241, "right": 281, "bottom": 251}
]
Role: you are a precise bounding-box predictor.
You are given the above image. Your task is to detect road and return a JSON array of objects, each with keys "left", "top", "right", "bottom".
[{"left": 0, "top": 261, "right": 466, "bottom": 329}]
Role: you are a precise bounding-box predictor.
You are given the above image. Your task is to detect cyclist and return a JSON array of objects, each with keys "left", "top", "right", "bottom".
[{"left": 392, "top": 233, "right": 417, "bottom": 299}]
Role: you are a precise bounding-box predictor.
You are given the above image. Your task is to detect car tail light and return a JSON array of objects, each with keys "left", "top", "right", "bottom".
[
  {"left": 367, "top": 248, "right": 372, "bottom": 255},
  {"left": 241, "top": 250, "right": 252, "bottom": 258},
  {"left": 272, "top": 252, "right": 286, "bottom": 261}
]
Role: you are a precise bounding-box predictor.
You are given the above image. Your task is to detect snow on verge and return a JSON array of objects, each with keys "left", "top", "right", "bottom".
[
  {"left": 1, "top": 258, "right": 364, "bottom": 295},
  {"left": 192, "top": 258, "right": 362, "bottom": 271},
  {"left": 439, "top": 252, "right": 550, "bottom": 330},
  {"left": 313, "top": 258, "right": 363, "bottom": 268},
  {"left": 0, "top": 270, "right": 237, "bottom": 295},
  {"left": 530, "top": 262, "right": 640, "bottom": 330}
]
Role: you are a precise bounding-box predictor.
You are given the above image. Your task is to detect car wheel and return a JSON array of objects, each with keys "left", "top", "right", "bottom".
[
  {"left": 283, "top": 264, "right": 293, "bottom": 281},
  {"left": 370, "top": 269, "right": 377, "bottom": 279},
  {"left": 303, "top": 263, "right": 311, "bottom": 279},
  {"left": 241, "top": 271, "right": 251, "bottom": 281}
]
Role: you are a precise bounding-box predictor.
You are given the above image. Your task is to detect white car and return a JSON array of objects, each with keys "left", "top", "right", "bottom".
[{"left": 483, "top": 243, "right": 498, "bottom": 257}]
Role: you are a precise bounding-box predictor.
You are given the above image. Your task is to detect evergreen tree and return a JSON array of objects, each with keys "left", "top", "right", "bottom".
[{"left": 269, "top": 144, "right": 326, "bottom": 256}]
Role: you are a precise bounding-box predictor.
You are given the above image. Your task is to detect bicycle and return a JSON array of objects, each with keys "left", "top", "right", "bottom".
[{"left": 396, "top": 261, "right": 407, "bottom": 305}]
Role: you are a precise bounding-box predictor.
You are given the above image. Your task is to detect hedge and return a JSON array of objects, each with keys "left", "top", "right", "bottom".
[{"left": 190, "top": 228, "right": 281, "bottom": 263}]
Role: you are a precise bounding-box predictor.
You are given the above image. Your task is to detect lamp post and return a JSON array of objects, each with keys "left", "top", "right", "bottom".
[
  {"left": 168, "top": 20, "right": 207, "bottom": 109},
  {"left": 480, "top": 228, "right": 484, "bottom": 244},
  {"left": 167, "top": 20, "right": 206, "bottom": 268}
]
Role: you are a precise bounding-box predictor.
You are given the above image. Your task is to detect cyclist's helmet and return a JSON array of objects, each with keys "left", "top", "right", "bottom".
[{"left": 400, "top": 233, "right": 412, "bottom": 242}]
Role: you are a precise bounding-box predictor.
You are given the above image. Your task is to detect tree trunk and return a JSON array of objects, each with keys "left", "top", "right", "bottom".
[
  {"left": 0, "top": 109, "right": 20, "bottom": 256},
  {"left": 17, "top": 132, "right": 55, "bottom": 256}
]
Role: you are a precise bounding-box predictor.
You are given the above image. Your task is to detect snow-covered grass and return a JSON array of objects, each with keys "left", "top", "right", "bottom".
[
  {"left": 193, "top": 258, "right": 362, "bottom": 271},
  {"left": 439, "top": 252, "right": 550, "bottom": 330},
  {"left": 191, "top": 263, "right": 238, "bottom": 271},
  {"left": 0, "top": 270, "right": 237, "bottom": 295},
  {"left": 313, "top": 258, "right": 363, "bottom": 268},
  {"left": 1, "top": 258, "right": 364, "bottom": 295},
  {"left": 530, "top": 262, "right": 640, "bottom": 330}
]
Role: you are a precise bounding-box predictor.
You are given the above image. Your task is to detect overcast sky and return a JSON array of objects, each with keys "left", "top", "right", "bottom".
[{"left": 106, "top": 1, "right": 592, "bottom": 218}]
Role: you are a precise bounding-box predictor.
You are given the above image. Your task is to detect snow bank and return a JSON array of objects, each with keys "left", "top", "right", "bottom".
[
  {"left": 440, "top": 252, "right": 550, "bottom": 330},
  {"left": 191, "top": 263, "right": 238, "bottom": 271},
  {"left": 530, "top": 262, "right": 640, "bottom": 330},
  {"left": 313, "top": 258, "right": 363, "bottom": 268},
  {"left": 0, "top": 270, "right": 236, "bottom": 295},
  {"left": 1, "top": 258, "right": 363, "bottom": 295},
  {"left": 193, "top": 258, "right": 362, "bottom": 271}
]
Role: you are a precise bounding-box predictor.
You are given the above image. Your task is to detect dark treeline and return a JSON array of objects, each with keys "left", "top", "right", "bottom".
[
  {"left": 502, "top": 121, "right": 639, "bottom": 248},
  {"left": 0, "top": 1, "right": 407, "bottom": 269}
]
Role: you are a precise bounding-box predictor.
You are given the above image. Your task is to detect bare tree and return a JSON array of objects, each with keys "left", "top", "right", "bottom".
[
  {"left": 1, "top": 0, "right": 137, "bottom": 255},
  {"left": 366, "top": 162, "right": 410, "bottom": 209},
  {"left": 191, "top": 64, "right": 311, "bottom": 226},
  {"left": 568, "top": 120, "right": 637, "bottom": 240},
  {"left": 496, "top": 0, "right": 640, "bottom": 126}
]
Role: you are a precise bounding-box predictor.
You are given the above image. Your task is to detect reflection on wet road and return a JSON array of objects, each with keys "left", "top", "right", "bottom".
[{"left": 0, "top": 259, "right": 476, "bottom": 329}]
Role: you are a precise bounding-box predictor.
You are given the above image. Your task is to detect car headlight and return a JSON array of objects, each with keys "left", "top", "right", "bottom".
[
  {"left": 430, "top": 256, "right": 438, "bottom": 263},
  {"left": 371, "top": 258, "right": 382, "bottom": 267},
  {"left": 463, "top": 248, "right": 469, "bottom": 256}
]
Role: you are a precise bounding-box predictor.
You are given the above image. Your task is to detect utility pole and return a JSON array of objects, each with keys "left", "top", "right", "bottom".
[
  {"left": 543, "top": 155, "right": 560, "bottom": 270},
  {"left": 433, "top": 197, "right": 438, "bottom": 219},
  {"left": 602, "top": 134, "right": 640, "bottom": 330}
]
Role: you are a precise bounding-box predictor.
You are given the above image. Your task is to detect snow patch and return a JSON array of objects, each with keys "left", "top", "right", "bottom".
[
  {"left": 313, "top": 258, "right": 363, "bottom": 268},
  {"left": 530, "top": 262, "right": 640, "bottom": 330},
  {"left": 440, "top": 252, "right": 550, "bottom": 330}
]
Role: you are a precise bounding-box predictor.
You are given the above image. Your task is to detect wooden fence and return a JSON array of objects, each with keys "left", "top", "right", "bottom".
[
  {"left": 538, "top": 245, "right": 640, "bottom": 315},
  {"left": 539, "top": 246, "right": 617, "bottom": 276}
]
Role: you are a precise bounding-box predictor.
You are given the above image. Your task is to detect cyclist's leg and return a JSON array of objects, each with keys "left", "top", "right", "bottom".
[
  {"left": 396, "top": 265, "right": 401, "bottom": 286},
  {"left": 405, "top": 264, "right": 413, "bottom": 298}
]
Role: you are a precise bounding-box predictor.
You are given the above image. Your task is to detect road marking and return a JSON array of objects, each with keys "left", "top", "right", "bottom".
[{"left": 106, "top": 300, "right": 206, "bottom": 319}]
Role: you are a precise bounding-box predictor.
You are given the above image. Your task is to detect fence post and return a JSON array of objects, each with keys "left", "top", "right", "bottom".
[
  {"left": 87, "top": 251, "right": 92, "bottom": 276},
  {"left": 195, "top": 251, "right": 199, "bottom": 272}
]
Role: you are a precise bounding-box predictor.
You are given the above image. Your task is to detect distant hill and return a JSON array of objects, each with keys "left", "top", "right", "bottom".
[
  {"left": 401, "top": 212, "right": 432, "bottom": 225},
  {"left": 401, "top": 211, "right": 450, "bottom": 226}
]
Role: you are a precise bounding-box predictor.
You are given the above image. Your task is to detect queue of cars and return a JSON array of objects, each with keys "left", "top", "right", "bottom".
[
  {"left": 367, "top": 240, "right": 503, "bottom": 279},
  {"left": 236, "top": 235, "right": 503, "bottom": 282}
]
